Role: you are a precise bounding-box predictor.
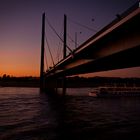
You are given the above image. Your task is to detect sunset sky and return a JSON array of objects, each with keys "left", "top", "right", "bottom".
[{"left": 0, "top": 0, "right": 139, "bottom": 77}]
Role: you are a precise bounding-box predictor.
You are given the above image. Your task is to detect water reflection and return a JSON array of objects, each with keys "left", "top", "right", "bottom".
[{"left": 0, "top": 88, "right": 140, "bottom": 140}]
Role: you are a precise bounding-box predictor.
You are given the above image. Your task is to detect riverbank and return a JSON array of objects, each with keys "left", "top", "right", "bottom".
[
  {"left": 0, "top": 76, "right": 39, "bottom": 87},
  {"left": 0, "top": 76, "right": 140, "bottom": 88},
  {"left": 0, "top": 81, "right": 39, "bottom": 87}
]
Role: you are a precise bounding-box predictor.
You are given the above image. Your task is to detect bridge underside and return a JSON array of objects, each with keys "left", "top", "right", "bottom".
[
  {"left": 69, "top": 45, "right": 140, "bottom": 75},
  {"left": 46, "top": 45, "right": 140, "bottom": 78}
]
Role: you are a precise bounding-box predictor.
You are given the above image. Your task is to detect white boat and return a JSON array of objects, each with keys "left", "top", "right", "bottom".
[
  {"left": 89, "top": 88, "right": 99, "bottom": 97},
  {"left": 89, "top": 86, "right": 140, "bottom": 97}
]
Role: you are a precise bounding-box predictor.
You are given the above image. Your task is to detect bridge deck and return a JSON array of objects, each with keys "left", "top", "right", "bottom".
[{"left": 45, "top": 2, "right": 140, "bottom": 78}]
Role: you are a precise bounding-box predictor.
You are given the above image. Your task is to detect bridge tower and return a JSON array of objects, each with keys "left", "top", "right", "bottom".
[
  {"left": 62, "top": 14, "right": 67, "bottom": 95},
  {"left": 40, "top": 13, "right": 45, "bottom": 90}
]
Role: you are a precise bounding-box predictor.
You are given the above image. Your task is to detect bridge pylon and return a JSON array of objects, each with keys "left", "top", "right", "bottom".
[{"left": 40, "top": 13, "right": 45, "bottom": 90}]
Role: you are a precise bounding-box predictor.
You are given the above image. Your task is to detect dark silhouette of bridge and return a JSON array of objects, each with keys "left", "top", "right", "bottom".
[{"left": 40, "top": 2, "right": 140, "bottom": 93}]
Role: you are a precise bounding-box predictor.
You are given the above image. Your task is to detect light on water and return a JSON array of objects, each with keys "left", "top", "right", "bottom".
[{"left": 0, "top": 87, "right": 140, "bottom": 140}]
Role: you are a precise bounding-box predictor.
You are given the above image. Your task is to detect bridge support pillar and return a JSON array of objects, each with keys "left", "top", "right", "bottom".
[
  {"left": 62, "top": 77, "right": 66, "bottom": 95},
  {"left": 54, "top": 78, "right": 58, "bottom": 94}
]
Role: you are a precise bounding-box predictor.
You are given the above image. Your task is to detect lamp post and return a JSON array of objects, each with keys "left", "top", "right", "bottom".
[{"left": 75, "top": 31, "right": 82, "bottom": 49}]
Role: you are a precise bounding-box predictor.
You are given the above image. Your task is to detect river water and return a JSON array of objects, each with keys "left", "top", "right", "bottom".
[{"left": 0, "top": 87, "right": 140, "bottom": 140}]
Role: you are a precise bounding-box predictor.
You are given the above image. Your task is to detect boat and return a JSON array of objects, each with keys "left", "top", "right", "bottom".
[
  {"left": 89, "top": 86, "right": 140, "bottom": 97},
  {"left": 89, "top": 88, "right": 99, "bottom": 97}
]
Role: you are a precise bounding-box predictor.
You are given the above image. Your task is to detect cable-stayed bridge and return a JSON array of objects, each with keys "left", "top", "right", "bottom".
[{"left": 40, "top": 2, "right": 140, "bottom": 93}]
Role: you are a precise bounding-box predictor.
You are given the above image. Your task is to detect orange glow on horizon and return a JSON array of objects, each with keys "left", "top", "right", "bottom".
[
  {"left": 0, "top": 65, "right": 40, "bottom": 77},
  {"left": 0, "top": 68, "right": 39, "bottom": 77},
  {"left": 0, "top": 44, "right": 40, "bottom": 77}
]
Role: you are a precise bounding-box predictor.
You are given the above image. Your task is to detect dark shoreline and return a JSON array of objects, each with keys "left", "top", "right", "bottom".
[
  {"left": 0, "top": 81, "right": 39, "bottom": 88},
  {"left": 0, "top": 76, "right": 140, "bottom": 88},
  {"left": 0, "top": 76, "right": 40, "bottom": 88}
]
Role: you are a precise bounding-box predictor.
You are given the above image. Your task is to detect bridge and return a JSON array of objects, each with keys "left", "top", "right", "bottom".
[{"left": 40, "top": 2, "right": 140, "bottom": 93}]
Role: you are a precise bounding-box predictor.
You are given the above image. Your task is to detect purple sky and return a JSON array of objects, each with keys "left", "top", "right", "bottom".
[{"left": 0, "top": 0, "right": 139, "bottom": 77}]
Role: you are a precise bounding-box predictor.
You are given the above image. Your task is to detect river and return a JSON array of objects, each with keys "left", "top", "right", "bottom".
[{"left": 0, "top": 87, "right": 140, "bottom": 140}]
